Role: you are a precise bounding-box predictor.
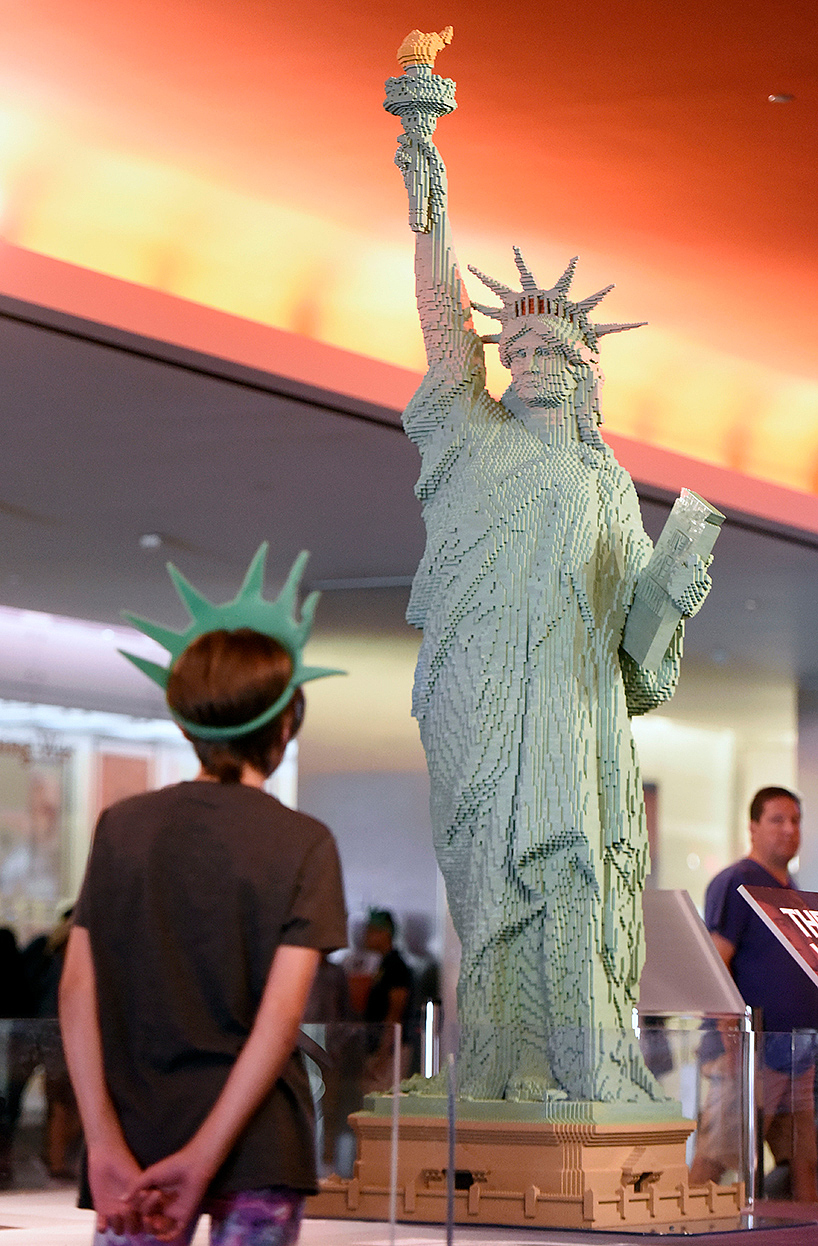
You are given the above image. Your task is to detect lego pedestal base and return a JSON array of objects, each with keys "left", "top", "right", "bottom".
[{"left": 307, "top": 1100, "right": 744, "bottom": 1231}]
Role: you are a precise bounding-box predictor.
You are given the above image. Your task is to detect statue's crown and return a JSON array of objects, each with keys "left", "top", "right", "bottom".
[
  {"left": 470, "top": 248, "right": 645, "bottom": 352},
  {"left": 120, "top": 545, "right": 343, "bottom": 740}
]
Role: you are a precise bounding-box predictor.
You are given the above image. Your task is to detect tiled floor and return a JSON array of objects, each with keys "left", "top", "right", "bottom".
[{"left": 1, "top": 1188, "right": 818, "bottom": 1246}]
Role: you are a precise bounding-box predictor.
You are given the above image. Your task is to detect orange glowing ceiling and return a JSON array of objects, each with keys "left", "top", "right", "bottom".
[{"left": 0, "top": 0, "right": 816, "bottom": 492}]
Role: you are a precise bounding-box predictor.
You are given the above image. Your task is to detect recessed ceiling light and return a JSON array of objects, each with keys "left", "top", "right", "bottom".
[
  {"left": 139, "top": 533, "right": 162, "bottom": 549},
  {"left": 768, "top": 93, "right": 794, "bottom": 103},
  {"left": 744, "top": 598, "right": 758, "bottom": 611}
]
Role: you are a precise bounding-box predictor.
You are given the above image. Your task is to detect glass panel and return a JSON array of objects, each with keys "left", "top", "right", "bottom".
[
  {"left": 5, "top": 1013, "right": 816, "bottom": 1235},
  {"left": 755, "top": 1029, "right": 818, "bottom": 1202},
  {"left": 303, "top": 1018, "right": 770, "bottom": 1233}
]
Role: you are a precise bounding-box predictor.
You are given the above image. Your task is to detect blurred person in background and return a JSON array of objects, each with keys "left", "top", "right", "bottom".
[
  {"left": 361, "top": 909, "right": 413, "bottom": 1093},
  {"left": 689, "top": 787, "right": 818, "bottom": 1201}
]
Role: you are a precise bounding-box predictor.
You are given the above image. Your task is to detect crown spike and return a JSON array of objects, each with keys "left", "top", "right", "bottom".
[
  {"left": 276, "top": 553, "right": 311, "bottom": 632},
  {"left": 467, "top": 264, "right": 516, "bottom": 302},
  {"left": 299, "top": 589, "right": 321, "bottom": 631},
  {"left": 120, "top": 612, "right": 186, "bottom": 658},
  {"left": 470, "top": 301, "right": 504, "bottom": 320},
  {"left": 554, "top": 256, "right": 579, "bottom": 296},
  {"left": 593, "top": 320, "right": 647, "bottom": 338},
  {"left": 118, "top": 650, "right": 172, "bottom": 690},
  {"left": 294, "top": 589, "right": 321, "bottom": 647},
  {"left": 167, "top": 563, "right": 214, "bottom": 621},
  {"left": 577, "top": 284, "right": 615, "bottom": 313},
  {"left": 236, "top": 541, "right": 269, "bottom": 601},
  {"left": 298, "top": 664, "right": 346, "bottom": 686},
  {"left": 512, "top": 246, "right": 540, "bottom": 294},
  {"left": 277, "top": 548, "right": 310, "bottom": 617}
]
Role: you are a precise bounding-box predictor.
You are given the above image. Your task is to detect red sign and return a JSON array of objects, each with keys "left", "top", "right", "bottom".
[{"left": 738, "top": 885, "right": 818, "bottom": 991}]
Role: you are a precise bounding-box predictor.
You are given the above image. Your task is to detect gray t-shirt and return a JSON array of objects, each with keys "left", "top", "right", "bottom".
[{"left": 74, "top": 780, "right": 347, "bottom": 1197}]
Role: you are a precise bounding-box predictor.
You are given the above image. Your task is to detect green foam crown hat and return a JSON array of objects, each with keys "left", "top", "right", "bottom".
[{"left": 120, "top": 544, "right": 344, "bottom": 740}]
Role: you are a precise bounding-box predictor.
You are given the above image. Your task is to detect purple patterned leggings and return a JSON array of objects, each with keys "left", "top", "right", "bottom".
[{"left": 93, "top": 1187, "right": 304, "bottom": 1246}]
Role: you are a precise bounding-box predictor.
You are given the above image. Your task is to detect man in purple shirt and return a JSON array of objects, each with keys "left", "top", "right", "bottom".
[{"left": 689, "top": 787, "right": 818, "bottom": 1200}]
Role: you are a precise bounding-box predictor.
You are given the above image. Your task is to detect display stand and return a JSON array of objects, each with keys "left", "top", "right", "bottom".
[
  {"left": 306, "top": 892, "right": 756, "bottom": 1231},
  {"left": 312, "top": 1095, "right": 743, "bottom": 1230}
]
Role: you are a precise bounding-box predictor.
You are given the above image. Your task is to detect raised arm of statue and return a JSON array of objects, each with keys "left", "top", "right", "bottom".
[{"left": 385, "top": 29, "right": 485, "bottom": 386}]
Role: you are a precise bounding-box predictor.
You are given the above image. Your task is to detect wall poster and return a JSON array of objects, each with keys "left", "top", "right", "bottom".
[{"left": 0, "top": 738, "right": 71, "bottom": 941}]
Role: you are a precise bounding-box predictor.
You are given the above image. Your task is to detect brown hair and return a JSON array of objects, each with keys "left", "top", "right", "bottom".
[
  {"left": 166, "top": 628, "right": 304, "bottom": 783},
  {"left": 749, "top": 786, "right": 801, "bottom": 823}
]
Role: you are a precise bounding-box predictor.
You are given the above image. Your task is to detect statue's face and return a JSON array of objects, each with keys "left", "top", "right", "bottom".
[{"left": 506, "top": 327, "right": 581, "bottom": 410}]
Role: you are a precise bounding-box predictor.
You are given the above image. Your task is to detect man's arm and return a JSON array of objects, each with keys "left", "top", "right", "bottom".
[
  {"left": 709, "top": 931, "right": 736, "bottom": 970},
  {"left": 59, "top": 926, "right": 142, "bottom": 1235},
  {"left": 708, "top": 931, "right": 738, "bottom": 1045},
  {"left": 129, "top": 943, "right": 321, "bottom": 1242}
]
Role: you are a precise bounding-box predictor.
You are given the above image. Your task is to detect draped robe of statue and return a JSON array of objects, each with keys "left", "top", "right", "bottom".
[{"left": 402, "top": 155, "right": 688, "bottom": 1103}]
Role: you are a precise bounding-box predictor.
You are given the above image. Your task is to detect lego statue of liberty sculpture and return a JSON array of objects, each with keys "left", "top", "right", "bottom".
[{"left": 385, "top": 29, "right": 713, "bottom": 1103}]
